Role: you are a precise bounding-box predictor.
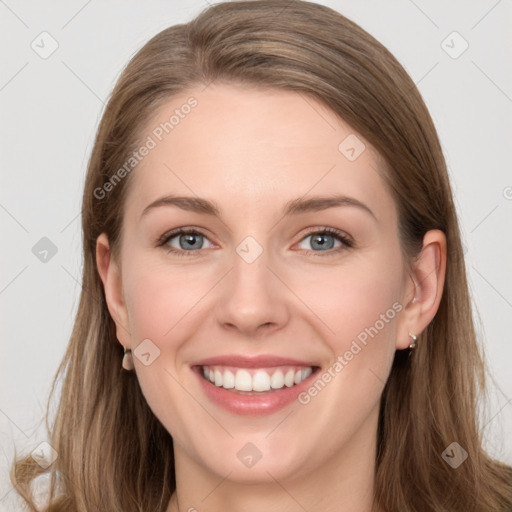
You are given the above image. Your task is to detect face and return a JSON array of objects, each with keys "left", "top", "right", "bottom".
[{"left": 103, "top": 83, "right": 416, "bottom": 485}]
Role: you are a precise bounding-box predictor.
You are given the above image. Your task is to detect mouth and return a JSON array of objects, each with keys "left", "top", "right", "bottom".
[
  {"left": 190, "top": 359, "right": 321, "bottom": 415},
  {"left": 197, "top": 364, "right": 317, "bottom": 393}
]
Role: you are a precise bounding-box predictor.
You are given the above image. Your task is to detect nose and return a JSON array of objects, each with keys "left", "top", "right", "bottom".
[{"left": 214, "top": 243, "right": 290, "bottom": 338}]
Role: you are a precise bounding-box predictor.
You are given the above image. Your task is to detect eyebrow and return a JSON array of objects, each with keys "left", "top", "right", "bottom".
[{"left": 140, "top": 194, "right": 377, "bottom": 221}]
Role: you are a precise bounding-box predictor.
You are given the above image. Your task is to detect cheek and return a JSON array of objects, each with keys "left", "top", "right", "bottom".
[
  {"left": 290, "top": 258, "right": 403, "bottom": 356},
  {"left": 123, "top": 262, "right": 211, "bottom": 343}
]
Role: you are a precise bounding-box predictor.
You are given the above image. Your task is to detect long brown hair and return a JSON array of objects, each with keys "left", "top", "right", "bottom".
[{"left": 11, "top": 1, "right": 512, "bottom": 510}]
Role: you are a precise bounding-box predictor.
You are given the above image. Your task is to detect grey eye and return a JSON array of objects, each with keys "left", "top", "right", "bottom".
[
  {"left": 298, "top": 233, "right": 342, "bottom": 251},
  {"left": 166, "top": 231, "right": 214, "bottom": 251}
]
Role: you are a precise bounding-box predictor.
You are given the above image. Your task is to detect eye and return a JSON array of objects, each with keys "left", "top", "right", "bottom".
[
  {"left": 296, "top": 228, "right": 353, "bottom": 255},
  {"left": 157, "top": 226, "right": 353, "bottom": 257},
  {"left": 157, "top": 228, "right": 215, "bottom": 256}
]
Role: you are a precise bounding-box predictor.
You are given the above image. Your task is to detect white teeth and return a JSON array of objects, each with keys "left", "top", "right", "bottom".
[
  {"left": 235, "top": 369, "right": 252, "bottom": 391},
  {"left": 301, "top": 367, "right": 312, "bottom": 380},
  {"left": 202, "top": 365, "right": 314, "bottom": 392},
  {"left": 284, "top": 369, "right": 295, "bottom": 387},
  {"left": 252, "top": 370, "right": 271, "bottom": 392},
  {"left": 270, "top": 370, "right": 284, "bottom": 389},
  {"left": 223, "top": 369, "right": 235, "bottom": 389}
]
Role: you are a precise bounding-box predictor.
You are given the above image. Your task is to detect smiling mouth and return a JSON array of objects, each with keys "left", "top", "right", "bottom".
[{"left": 196, "top": 364, "right": 320, "bottom": 394}]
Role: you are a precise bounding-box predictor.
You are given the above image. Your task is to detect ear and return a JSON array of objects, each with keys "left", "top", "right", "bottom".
[
  {"left": 96, "top": 232, "right": 131, "bottom": 348},
  {"left": 396, "top": 229, "right": 447, "bottom": 350}
]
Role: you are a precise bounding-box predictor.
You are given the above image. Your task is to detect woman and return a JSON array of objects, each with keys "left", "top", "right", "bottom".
[{"left": 11, "top": 1, "right": 512, "bottom": 511}]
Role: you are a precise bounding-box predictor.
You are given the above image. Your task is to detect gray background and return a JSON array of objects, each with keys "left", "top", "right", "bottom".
[{"left": 1, "top": 0, "right": 511, "bottom": 509}]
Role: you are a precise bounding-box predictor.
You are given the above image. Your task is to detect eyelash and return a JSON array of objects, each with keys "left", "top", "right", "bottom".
[{"left": 156, "top": 227, "right": 354, "bottom": 258}]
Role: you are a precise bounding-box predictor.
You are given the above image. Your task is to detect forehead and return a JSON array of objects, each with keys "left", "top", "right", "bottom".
[{"left": 124, "top": 84, "right": 395, "bottom": 224}]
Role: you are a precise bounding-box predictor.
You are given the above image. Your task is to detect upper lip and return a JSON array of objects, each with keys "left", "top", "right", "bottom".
[{"left": 192, "top": 355, "right": 318, "bottom": 368}]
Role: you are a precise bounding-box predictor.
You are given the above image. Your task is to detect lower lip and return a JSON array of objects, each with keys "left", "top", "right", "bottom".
[{"left": 192, "top": 366, "right": 320, "bottom": 416}]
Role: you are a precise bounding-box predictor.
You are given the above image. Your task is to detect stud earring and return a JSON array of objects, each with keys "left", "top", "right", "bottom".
[
  {"left": 408, "top": 332, "right": 417, "bottom": 349},
  {"left": 122, "top": 348, "right": 134, "bottom": 370}
]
